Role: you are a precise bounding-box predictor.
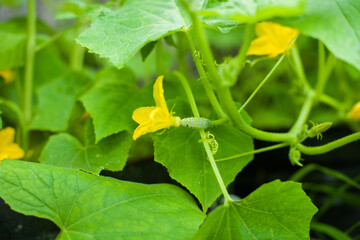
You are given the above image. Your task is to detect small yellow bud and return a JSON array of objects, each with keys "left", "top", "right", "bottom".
[
  {"left": 0, "top": 127, "right": 24, "bottom": 162},
  {"left": 347, "top": 101, "right": 360, "bottom": 121},
  {"left": 0, "top": 70, "right": 15, "bottom": 84}
]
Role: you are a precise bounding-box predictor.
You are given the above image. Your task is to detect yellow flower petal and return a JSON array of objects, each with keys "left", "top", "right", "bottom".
[
  {"left": 0, "top": 153, "right": 7, "bottom": 160},
  {"left": 246, "top": 36, "right": 283, "bottom": 58},
  {"left": 132, "top": 106, "right": 158, "bottom": 124},
  {"left": 3, "top": 143, "right": 25, "bottom": 159},
  {"left": 133, "top": 122, "right": 153, "bottom": 140},
  {"left": 247, "top": 22, "right": 299, "bottom": 58},
  {"left": 153, "top": 76, "right": 170, "bottom": 115},
  {"left": 347, "top": 101, "right": 360, "bottom": 121},
  {"left": 132, "top": 76, "right": 180, "bottom": 140},
  {"left": 0, "top": 127, "right": 16, "bottom": 146},
  {"left": 0, "top": 127, "right": 24, "bottom": 162},
  {"left": 0, "top": 70, "right": 15, "bottom": 84},
  {"left": 133, "top": 108, "right": 172, "bottom": 140}
]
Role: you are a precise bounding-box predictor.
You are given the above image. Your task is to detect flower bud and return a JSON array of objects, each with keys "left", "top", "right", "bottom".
[
  {"left": 0, "top": 70, "right": 15, "bottom": 84},
  {"left": 308, "top": 122, "right": 332, "bottom": 139},
  {"left": 289, "top": 147, "right": 303, "bottom": 167},
  {"left": 347, "top": 101, "right": 360, "bottom": 121}
]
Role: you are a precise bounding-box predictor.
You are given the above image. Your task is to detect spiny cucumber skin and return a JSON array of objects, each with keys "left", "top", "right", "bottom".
[{"left": 181, "top": 118, "right": 211, "bottom": 129}]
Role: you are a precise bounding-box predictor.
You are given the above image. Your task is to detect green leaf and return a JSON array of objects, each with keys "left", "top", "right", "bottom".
[
  {"left": 201, "top": 18, "right": 240, "bottom": 34},
  {"left": 164, "top": 35, "right": 177, "bottom": 47},
  {"left": 0, "top": 30, "right": 26, "bottom": 70},
  {"left": 0, "top": 159, "right": 206, "bottom": 239},
  {"left": 193, "top": 180, "right": 318, "bottom": 240},
  {"left": 55, "top": 1, "right": 111, "bottom": 21},
  {"left": 77, "top": 0, "right": 204, "bottom": 68},
  {"left": 153, "top": 125, "right": 254, "bottom": 211},
  {"left": 278, "top": 0, "right": 360, "bottom": 71},
  {"left": 31, "top": 72, "right": 91, "bottom": 132},
  {"left": 34, "top": 37, "right": 67, "bottom": 89},
  {"left": 80, "top": 68, "right": 152, "bottom": 142},
  {"left": 202, "top": 0, "right": 305, "bottom": 24},
  {"left": 40, "top": 121, "right": 132, "bottom": 174}
]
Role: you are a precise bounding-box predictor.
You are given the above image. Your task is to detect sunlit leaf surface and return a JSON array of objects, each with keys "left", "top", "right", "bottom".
[
  {"left": 0, "top": 160, "right": 206, "bottom": 239},
  {"left": 193, "top": 180, "right": 318, "bottom": 240}
]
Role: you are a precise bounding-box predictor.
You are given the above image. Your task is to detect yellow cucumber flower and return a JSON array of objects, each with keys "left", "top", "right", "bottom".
[
  {"left": 246, "top": 22, "right": 299, "bottom": 58},
  {"left": 132, "top": 76, "right": 181, "bottom": 140},
  {"left": 347, "top": 101, "right": 360, "bottom": 121},
  {"left": 0, "top": 69, "right": 15, "bottom": 84},
  {"left": 0, "top": 127, "right": 24, "bottom": 162}
]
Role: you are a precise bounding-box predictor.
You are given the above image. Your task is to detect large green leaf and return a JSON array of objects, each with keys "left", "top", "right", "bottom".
[
  {"left": 193, "top": 180, "right": 318, "bottom": 240},
  {"left": 80, "top": 68, "right": 152, "bottom": 142},
  {"left": 0, "top": 159, "right": 206, "bottom": 239},
  {"left": 40, "top": 121, "right": 132, "bottom": 174},
  {"left": 31, "top": 72, "right": 91, "bottom": 132},
  {"left": 0, "top": 30, "right": 26, "bottom": 70},
  {"left": 153, "top": 125, "right": 254, "bottom": 211},
  {"left": 278, "top": 0, "right": 360, "bottom": 70},
  {"left": 202, "top": 0, "right": 305, "bottom": 24},
  {"left": 34, "top": 37, "right": 67, "bottom": 89},
  {"left": 77, "top": 0, "right": 204, "bottom": 68}
]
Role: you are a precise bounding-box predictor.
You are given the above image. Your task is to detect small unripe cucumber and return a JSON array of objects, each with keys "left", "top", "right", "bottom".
[{"left": 181, "top": 117, "right": 211, "bottom": 129}]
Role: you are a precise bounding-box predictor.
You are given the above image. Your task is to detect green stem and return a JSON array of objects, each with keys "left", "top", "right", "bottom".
[
  {"left": 185, "top": 30, "right": 227, "bottom": 119},
  {"left": 174, "top": 70, "right": 231, "bottom": 204},
  {"left": 320, "top": 52, "right": 337, "bottom": 96},
  {"left": 346, "top": 218, "right": 360, "bottom": 234},
  {"left": 316, "top": 41, "right": 326, "bottom": 95},
  {"left": 290, "top": 46, "right": 311, "bottom": 90},
  {"left": 297, "top": 132, "right": 360, "bottom": 155},
  {"left": 289, "top": 41, "right": 332, "bottom": 138},
  {"left": 235, "top": 24, "right": 255, "bottom": 76},
  {"left": 216, "top": 143, "right": 288, "bottom": 162},
  {"left": 36, "top": 27, "right": 72, "bottom": 52},
  {"left": 71, "top": 42, "right": 85, "bottom": 71},
  {"left": 311, "top": 222, "right": 353, "bottom": 240},
  {"left": 315, "top": 175, "right": 360, "bottom": 222},
  {"left": 239, "top": 54, "right": 284, "bottom": 112},
  {"left": 319, "top": 94, "right": 344, "bottom": 112},
  {"left": 189, "top": 10, "right": 292, "bottom": 142},
  {"left": 210, "top": 118, "right": 229, "bottom": 127},
  {"left": 289, "top": 163, "right": 318, "bottom": 181},
  {"left": 14, "top": 69, "right": 23, "bottom": 109},
  {"left": 115, "top": 0, "right": 126, "bottom": 7},
  {"left": 177, "top": 32, "right": 188, "bottom": 75},
  {"left": 155, "top": 40, "right": 167, "bottom": 75},
  {"left": 200, "top": 128, "right": 232, "bottom": 204},
  {"left": 289, "top": 91, "right": 315, "bottom": 135},
  {"left": 22, "top": 0, "right": 36, "bottom": 152},
  {"left": 24, "top": 0, "right": 36, "bottom": 124},
  {"left": 314, "top": 41, "right": 337, "bottom": 104},
  {"left": 173, "top": 71, "right": 200, "bottom": 117}
]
